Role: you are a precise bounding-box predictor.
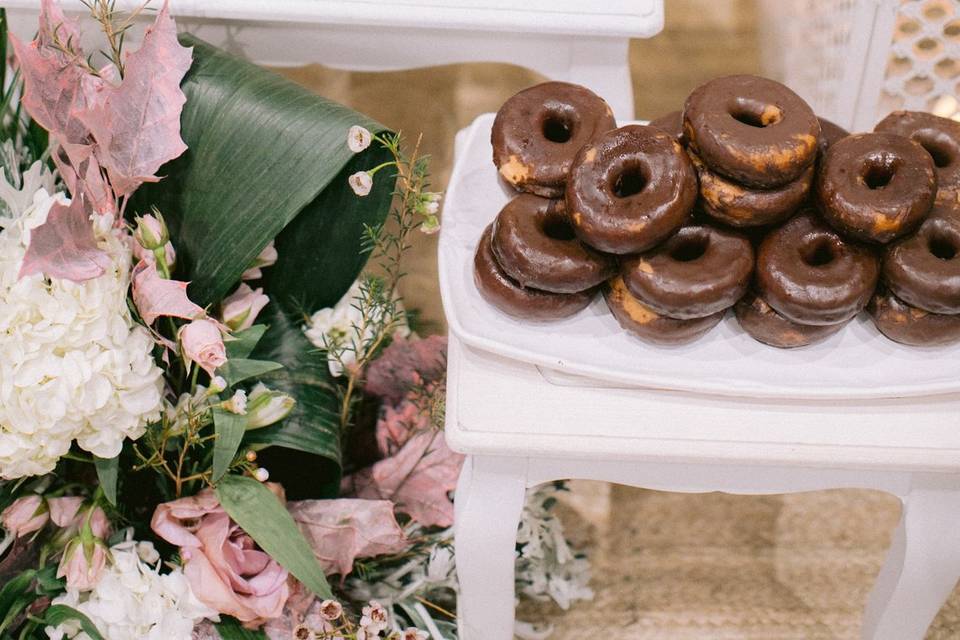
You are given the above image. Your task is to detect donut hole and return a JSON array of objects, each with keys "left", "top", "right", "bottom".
[
  {"left": 541, "top": 113, "right": 575, "bottom": 144},
  {"left": 800, "top": 238, "right": 837, "bottom": 267},
  {"left": 542, "top": 216, "right": 577, "bottom": 242},
  {"left": 611, "top": 163, "right": 649, "bottom": 198},
  {"left": 928, "top": 232, "right": 958, "bottom": 260},
  {"left": 670, "top": 236, "right": 710, "bottom": 262},
  {"left": 861, "top": 154, "right": 901, "bottom": 190},
  {"left": 729, "top": 98, "right": 783, "bottom": 128}
]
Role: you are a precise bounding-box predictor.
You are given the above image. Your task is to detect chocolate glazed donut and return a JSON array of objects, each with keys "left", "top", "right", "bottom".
[
  {"left": 690, "top": 152, "right": 812, "bottom": 228},
  {"left": 869, "top": 286, "right": 960, "bottom": 347},
  {"left": 490, "top": 194, "right": 616, "bottom": 294},
  {"left": 649, "top": 110, "right": 685, "bottom": 144},
  {"left": 566, "top": 125, "right": 698, "bottom": 254},
  {"left": 875, "top": 110, "right": 960, "bottom": 197},
  {"left": 817, "top": 132, "right": 937, "bottom": 244},
  {"left": 604, "top": 276, "right": 724, "bottom": 346},
  {"left": 683, "top": 75, "right": 820, "bottom": 188},
  {"left": 621, "top": 224, "right": 754, "bottom": 319},
  {"left": 492, "top": 82, "right": 617, "bottom": 198},
  {"left": 883, "top": 201, "right": 960, "bottom": 314},
  {"left": 735, "top": 291, "right": 846, "bottom": 348},
  {"left": 817, "top": 117, "right": 849, "bottom": 156},
  {"left": 757, "top": 211, "right": 880, "bottom": 325},
  {"left": 474, "top": 225, "right": 593, "bottom": 321}
]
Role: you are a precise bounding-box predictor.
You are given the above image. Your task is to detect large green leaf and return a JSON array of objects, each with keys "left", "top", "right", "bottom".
[
  {"left": 132, "top": 35, "right": 393, "bottom": 308},
  {"left": 94, "top": 456, "right": 119, "bottom": 506},
  {"left": 212, "top": 408, "right": 247, "bottom": 483},
  {"left": 244, "top": 305, "right": 342, "bottom": 498},
  {"left": 216, "top": 474, "right": 333, "bottom": 600}
]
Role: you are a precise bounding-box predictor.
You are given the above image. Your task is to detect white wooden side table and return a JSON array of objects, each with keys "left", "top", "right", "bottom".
[
  {"left": 445, "top": 335, "right": 960, "bottom": 640},
  {"left": 4, "top": 0, "right": 663, "bottom": 120}
]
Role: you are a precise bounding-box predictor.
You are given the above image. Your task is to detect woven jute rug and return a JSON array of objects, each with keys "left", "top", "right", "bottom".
[{"left": 523, "top": 484, "right": 960, "bottom": 639}]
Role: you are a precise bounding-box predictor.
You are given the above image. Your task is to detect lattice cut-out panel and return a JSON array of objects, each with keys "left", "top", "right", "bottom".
[{"left": 883, "top": 0, "right": 960, "bottom": 120}]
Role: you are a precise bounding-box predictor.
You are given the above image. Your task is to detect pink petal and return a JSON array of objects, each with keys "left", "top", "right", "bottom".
[
  {"left": 131, "top": 259, "right": 204, "bottom": 326},
  {"left": 150, "top": 489, "right": 224, "bottom": 548},
  {"left": 47, "top": 496, "right": 84, "bottom": 528},
  {"left": 288, "top": 498, "right": 408, "bottom": 577},
  {"left": 77, "top": 1, "right": 192, "bottom": 197},
  {"left": 18, "top": 193, "right": 110, "bottom": 282}
]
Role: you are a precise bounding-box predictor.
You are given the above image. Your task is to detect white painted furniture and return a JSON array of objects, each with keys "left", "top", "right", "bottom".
[
  {"left": 4, "top": 0, "right": 663, "bottom": 120},
  {"left": 440, "top": 115, "right": 960, "bottom": 640}
]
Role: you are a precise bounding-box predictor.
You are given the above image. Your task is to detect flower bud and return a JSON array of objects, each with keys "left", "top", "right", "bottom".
[
  {"left": 134, "top": 212, "right": 169, "bottom": 250},
  {"left": 209, "top": 376, "right": 228, "bottom": 394},
  {"left": 222, "top": 389, "right": 248, "bottom": 415},
  {"left": 245, "top": 383, "right": 295, "bottom": 429},
  {"left": 349, "top": 171, "right": 373, "bottom": 197},
  {"left": 419, "top": 216, "right": 440, "bottom": 235},
  {"left": 241, "top": 241, "right": 278, "bottom": 281},
  {"left": 179, "top": 319, "right": 227, "bottom": 377},
  {"left": 57, "top": 536, "right": 108, "bottom": 591},
  {"left": 254, "top": 467, "right": 270, "bottom": 482},
  {"left": 221, "top": 283, "right": 269, "bottom": 331},
  {"left": 347, "top": 125, "right": 373, "bottom": 153},
  {"left": 1, "top": 495, "right": 48, "bottom": 538}
]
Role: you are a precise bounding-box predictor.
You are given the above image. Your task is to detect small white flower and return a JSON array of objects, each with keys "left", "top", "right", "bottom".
[
  {"left": 360, "top": 600, "right": 389, "bottom": 634},
  {"left": 209, "top": 376, "right": 227, "bottom": 394},
  {"left": 423, "top": 200, "right": 439, "bottom": 215},
  {"left": 419, "top": 217, "right": 440, "bottom": 235},
  {"left": 254, "top": 467, "right": 270, "bottom": 482},
  {"left": 349, "top": 171, "right": 373, "bottom": 197},
  {"left": 135, "top": 540, "right": 160, "bottom": 565},
  {"left": 347, "top": 125, "right": 373, "bottom": 153},
  {"left": 402, "top": 629, "right": 428, "bottom": 640},
  {"left": 319, "top": 599, "right": 343, "bottom": 621},
  {"left": 222, "top": 390, "right": 247, "bottom": 415}
]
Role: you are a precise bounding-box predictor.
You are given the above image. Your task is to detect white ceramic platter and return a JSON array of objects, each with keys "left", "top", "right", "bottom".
[{"left": 438, "top": 113, "right": 960, "bottom": 400}]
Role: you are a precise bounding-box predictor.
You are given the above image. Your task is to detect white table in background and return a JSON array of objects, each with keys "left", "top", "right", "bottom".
[
  {"left": 5, "top": 0, "right": 663, "bottom": 121},
  {"left": 445, "top": 335, "right": 960, "bottom": 640}
]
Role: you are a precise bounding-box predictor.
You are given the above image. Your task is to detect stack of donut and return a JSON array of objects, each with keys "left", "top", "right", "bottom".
[{"left": 476, "top": 75, "right": 960, "bottom": 349}]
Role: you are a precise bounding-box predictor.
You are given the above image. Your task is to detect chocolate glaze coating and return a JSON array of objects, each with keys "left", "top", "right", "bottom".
[
  {"left": 604, "top": 276, "right": 724, "bottom": 345},
  {"left": 817, "top": 117, "right": 849, "bottom": 157},
  {"left": 817, "top": 132, "right": 937, "bottom": 244},
  {"left": 490, "top": 194, "right": 616, "bottom": 294},
  {"left": 875, "top": 110, "right": 960, "bottom": 196},
  {"left": 474, "top": 225, "right": 593, "bottom": 320},
  {"left": 883, "top": 200, "right": 960, "bottom": 314},
  {"left": 690, "top": 152, "right": 812, "bottom": 228},
  {"left": 621, "top": 223, "right": 754, "bottom": 319},
  {"left": 683, "top": 75, "right": 820, "bottom": 188},
  {"left": 566, "top": 125, "right": 697, "bottom": 254},
  {"left": 492, "top": 82, "right": 617, "bottom": 198},
  {"left": 757, "top": 211, "right": 880, "bottom": 325},
  {"left": 735, "top": 290, "right": 846, "bottom": 348},
  {"left": 649, "top": 110, "right": 685, "bottom": 144},
  {"left": 868, "top": 286, "right": 960, "bottom": 347}
]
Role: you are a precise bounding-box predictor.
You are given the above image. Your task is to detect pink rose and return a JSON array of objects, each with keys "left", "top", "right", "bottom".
[
  {"left": 47, "top": 496, "right": 85, "bottom": 529},
  {"left": 131, "top": 236, "right": 176, "bottom": 271},
  {"left": 57, "top": 538, "right": 108, "bottom": 591},
  {"left": 151, "top": 488, "right": 290, "bottom": 626},
  {"left": 179, "top": 319, "right": 228, "bottom": 376},
  {"left": 1, "top": 496, "right": 48, "bottom": 538},
  {"left": 221, "top": 283, "right": 269, "bottom": 331}
]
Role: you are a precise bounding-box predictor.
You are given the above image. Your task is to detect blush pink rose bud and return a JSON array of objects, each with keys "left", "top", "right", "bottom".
[
  {"left": 58, "top": 537, "right": 108, "bottom": 591},
  {"left": 2, "top": 495, "right": 48, "bottom": 538},
  {"left": 132, "top": 238, "right": 177, "bottom": 273},
  {"left": 151, "top": 487, "right": 290, "bottom": 626},
  {"left": 241, "top": 241, "right": 278, "bottom": 281},
  {"left": 180, "top": 319, "right": 228, "bottom": 377},
  {"left": 221, "top": 283, "right": 269, "bottom": 331},
  {"left": 134, "top": 212, "right": 169, "bottom": 250}
]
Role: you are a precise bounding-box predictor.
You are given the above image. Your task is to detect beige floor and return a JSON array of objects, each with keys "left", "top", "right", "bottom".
[{"left": 275, "top": 1, "right": 960, "bottom": 636}]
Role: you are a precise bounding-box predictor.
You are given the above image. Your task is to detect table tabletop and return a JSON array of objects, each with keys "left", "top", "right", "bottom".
[{"left": 445, "top": 335, "right": 960, "bottom": 473}]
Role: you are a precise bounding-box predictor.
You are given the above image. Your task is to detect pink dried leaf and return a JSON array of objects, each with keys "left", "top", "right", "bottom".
[
  {"left": 9, "top": 32, "right": 91, "bottom": 148},
  {"left": 343, "top": 430, "right": 464, "bottom": 528},
  {"left": 78, "top": 1, "right": 192, "bottom": 197},
  {"left": 38, "top": 0, "right": 82, "bottom": 49},
  {"left": 131, "top": 259, "right": 204, "bottom": 325},
  {"left": 287, "top": 499, "right": 408, "bottom": 577},
  {"left": 18, "top": 192, "right": 110, "bottom": 282},
  {"left": 365, "top": 335, "right": 447, "bottom": 403}
]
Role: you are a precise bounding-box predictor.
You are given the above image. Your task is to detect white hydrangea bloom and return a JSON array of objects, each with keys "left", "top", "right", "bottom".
[
  {"left": 303, "top": 279, "right": 410, "bottom": 378},
  {"left": 46, "top": 540, "right": 218, "bottom": 640},
  {"left": 0, "top": 188, "right": 164, "bottom": 479}
]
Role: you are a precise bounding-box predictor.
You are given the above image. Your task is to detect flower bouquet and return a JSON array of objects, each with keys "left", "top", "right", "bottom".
[{"left": 0, "top": 2, "right": 591, "bottom": 639}]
